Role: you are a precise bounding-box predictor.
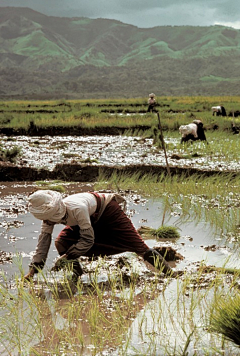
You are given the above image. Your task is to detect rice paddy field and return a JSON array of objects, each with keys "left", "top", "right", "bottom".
[{"left": 0, "top": 97, "right": 239, "bottom": 355}]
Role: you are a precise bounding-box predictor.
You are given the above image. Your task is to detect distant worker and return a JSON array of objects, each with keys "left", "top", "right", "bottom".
[
  {"left": 211, "top": 105, "right": 227, "bottom": 117},
  {"left": 147, "top": 93, "right": 157, "bottom": 113}
]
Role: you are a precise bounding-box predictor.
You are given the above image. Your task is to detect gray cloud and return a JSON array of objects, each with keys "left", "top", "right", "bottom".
[{"left": 0, "top": 0, "right": 239, "bottom": 28}]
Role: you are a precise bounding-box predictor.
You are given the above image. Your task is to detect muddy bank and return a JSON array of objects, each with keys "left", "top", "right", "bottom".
[
  {"left": 1, "top": 121, "right": 233, "bottom": 137},
  {"left": 0, "top": 125, "right": 151, "bottom": 137},
  {"left": 1, "top": 161, "right": 239, "bottom": 182}
]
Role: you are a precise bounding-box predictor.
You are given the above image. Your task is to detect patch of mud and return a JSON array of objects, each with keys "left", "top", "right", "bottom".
[
  {"left": 0, "top": 250, "right": 13, "bottom": 264},
  {"left": 3, "top": 161, "right": 238, "bottom": 183}
]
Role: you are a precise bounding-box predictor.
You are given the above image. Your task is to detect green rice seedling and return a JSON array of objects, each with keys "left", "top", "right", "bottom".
[
  {"left": 35, "top": 180, "right": 66, "bottom": 193},
  {"left": 138, "top": 225, "right": 180, "bottom": 239},
  {"left": 1, "top": 256, "right": 240, "bottom": 355},
  {"left": 96, "top": 171, "right": 239, "bottom": 238},
  {"left": 0, "top": 275, "right": 45, "bottom": 354},
  {"left": 1, "top": 97, "right": 239, "bottom": 133},
  {"left": 209, "top": 292, "right": 240, "bottom": 346}
]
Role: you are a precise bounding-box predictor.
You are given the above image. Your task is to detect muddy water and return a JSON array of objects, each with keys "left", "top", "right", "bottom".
[
  {"left": 1, "top": 183, "right": 239, "bottom": 280},
  {"left": 0, "top": 183, "right": 240, "bottom": 355},
  {"left": 112, "top": 279, "right": 240, "bottom": 356}
]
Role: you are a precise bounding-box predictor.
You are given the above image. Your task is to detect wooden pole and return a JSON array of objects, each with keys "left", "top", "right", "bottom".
[{"left": 157, "top": 111, "right": 171, "bottom": 177}]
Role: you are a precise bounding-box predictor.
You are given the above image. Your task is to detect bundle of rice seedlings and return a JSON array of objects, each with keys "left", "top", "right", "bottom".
[
  {"left": 209, "top": 293, "right": 240, "bottom": 346},
  {"left": 138, "top": 225, "right": 180, "bottom": 239}
]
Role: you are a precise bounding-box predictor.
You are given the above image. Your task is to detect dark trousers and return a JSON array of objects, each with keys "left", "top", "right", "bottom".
[
  {"left": 147, "top": 104, "right": 156, "bottom": 113},
  {"left": 55, "top": 199, "right": 149, "bottom": 258}
]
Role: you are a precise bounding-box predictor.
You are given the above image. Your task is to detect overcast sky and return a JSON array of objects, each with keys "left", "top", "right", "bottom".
[{"left": 0, "top": 0, "right": 240, "bottom": 29}]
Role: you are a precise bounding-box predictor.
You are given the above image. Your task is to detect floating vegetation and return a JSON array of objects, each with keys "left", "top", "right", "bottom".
[{"left": 138, "top": 225, "right": 180, "bottom": 239}]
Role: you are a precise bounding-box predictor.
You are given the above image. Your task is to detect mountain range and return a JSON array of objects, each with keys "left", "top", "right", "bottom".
[{"left": 1, "top": 7, "right": 240, "bottom": 99}]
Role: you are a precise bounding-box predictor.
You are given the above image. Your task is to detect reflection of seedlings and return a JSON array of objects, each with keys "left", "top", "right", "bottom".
[
  {"left": 138, "top": 225, "right": 180, "bottom": 239},
  {"left": 222, "top": 228, "right": 240, "bottom": 243}
]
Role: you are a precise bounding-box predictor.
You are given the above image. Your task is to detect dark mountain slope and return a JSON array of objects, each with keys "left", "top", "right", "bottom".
[{"left": 0, "top": 7, "right": 240, "bottom": 97}]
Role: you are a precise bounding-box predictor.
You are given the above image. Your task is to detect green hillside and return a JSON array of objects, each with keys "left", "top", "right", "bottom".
[{"left": 0, "top": 7, "right": 240, "bottom": 98}]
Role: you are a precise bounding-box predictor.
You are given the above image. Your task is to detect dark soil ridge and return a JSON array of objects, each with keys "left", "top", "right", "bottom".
[
  {"left": 0, "top": 125, "right": 151, "bottom": 137},
  {"left": 1, "top": 124, "right": 238, "bottom": 137},
  {"left": 0, "top": 162, "right": 238, "bottom": 182}
]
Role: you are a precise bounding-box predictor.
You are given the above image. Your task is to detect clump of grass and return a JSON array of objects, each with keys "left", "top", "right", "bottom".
[
  {"left": 138, "top": 225, "right": 180, "bottom": 239},
  {"left": 209, "top": 293, "right": 240, "bottom": 346},
  {"left": 0, "top": 145, "right": 21, "bottom": 163}
]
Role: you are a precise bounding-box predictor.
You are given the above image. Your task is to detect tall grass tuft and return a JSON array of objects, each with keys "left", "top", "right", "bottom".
[
  {"left": 0, "top": 145, "right": 21, "bottom": 163},
  {"left": 209, "top": 293, "right": 240, "bottom": 346}
]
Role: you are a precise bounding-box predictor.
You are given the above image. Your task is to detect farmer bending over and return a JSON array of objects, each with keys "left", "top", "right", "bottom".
[{"left": 24, "top": 190, "right": 178, "bottom": 283}]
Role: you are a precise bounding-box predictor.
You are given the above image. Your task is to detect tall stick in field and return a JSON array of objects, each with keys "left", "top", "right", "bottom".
[{"left": 157, "top": 111, "right": 171, "bottom": 177}]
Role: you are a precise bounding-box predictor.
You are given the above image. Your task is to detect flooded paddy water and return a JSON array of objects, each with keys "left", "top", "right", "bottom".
[
  {"left": 0, "top": 180, "right": 240, "bottom": 355},
  {"left": 1, "top": 133, "right": 239, "bottom": 173},
  {"left": 0, "top": 131, "right": 240, "bottom": 355}
]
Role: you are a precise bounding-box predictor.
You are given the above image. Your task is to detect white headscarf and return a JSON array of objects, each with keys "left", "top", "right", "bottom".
[{"left": 28, "top": 190, "right": 66, "bottom": 222}]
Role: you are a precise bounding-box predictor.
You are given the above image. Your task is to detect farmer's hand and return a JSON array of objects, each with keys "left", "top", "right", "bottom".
[
  {"left": 51, "top": 254, "right": 68, "bottom": 272},
  {"left": 23, "top": 268, "right": 35, "bottom": 281}
]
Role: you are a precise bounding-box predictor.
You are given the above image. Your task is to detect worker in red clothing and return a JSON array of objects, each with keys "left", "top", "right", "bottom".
[{"left": 24, "top": 190, "right": 178, "bottom": 283}]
